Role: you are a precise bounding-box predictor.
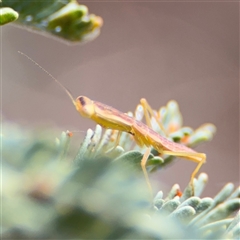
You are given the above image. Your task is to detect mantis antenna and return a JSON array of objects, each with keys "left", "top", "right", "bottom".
[{"left": 18, "top": 51, "right": 76, "bottom": 107}]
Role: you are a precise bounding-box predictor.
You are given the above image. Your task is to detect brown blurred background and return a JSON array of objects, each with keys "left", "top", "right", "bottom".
[{"left": 2, "top": 1, "right": 239, "bottom": 196}]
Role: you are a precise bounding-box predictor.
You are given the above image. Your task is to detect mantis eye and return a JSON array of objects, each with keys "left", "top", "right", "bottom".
[
  {"left": 75, "top": 96, "right": 95, "bottom": 118},
  {"left": 78, "top": 96, "right": 86, "bottom": 106}
]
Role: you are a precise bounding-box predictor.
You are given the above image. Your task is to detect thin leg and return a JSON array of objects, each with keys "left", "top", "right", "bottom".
[
  {"left": 162, "top": 150, "right": 206, "bottom": 193},
  {"left": 140, "top": 98, "right": 167, "bottom": 136},
  {"left": 105, "top": 131, "right": 122, "bottom": 153},
  {"left": 114, "top": 131, "right": 122, "bottom": 147},
  {"left": 190, "top": 158, "right": 205, "bottom": 185},
  {"left": 141, "top": 147, "right": 153, "bottom": 199}
]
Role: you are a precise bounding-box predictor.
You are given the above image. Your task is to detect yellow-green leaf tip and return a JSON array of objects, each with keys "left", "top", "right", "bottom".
[{"left": 0, "top": 7, "right": 19, "bottom": 26}]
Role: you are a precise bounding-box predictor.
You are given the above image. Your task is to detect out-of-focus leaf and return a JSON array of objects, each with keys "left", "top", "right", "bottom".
[
  {"left": 0, "top": 7, "right": 19, "bottom": 25},
  {"left": 2, "top": 0, "right": 103, "bottom": 43},
  {"left": 1, "top": 121, "right": 239, "bottom": 239}
]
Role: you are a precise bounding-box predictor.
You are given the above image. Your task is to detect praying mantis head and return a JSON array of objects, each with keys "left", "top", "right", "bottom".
[{"left": 75, "top": 96, "right": 95, "bottom": 118}]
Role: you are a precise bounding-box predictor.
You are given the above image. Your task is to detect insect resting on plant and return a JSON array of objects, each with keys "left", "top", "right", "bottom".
[{"left": 19, "top": 51, "right": 206, "bottom": 197}]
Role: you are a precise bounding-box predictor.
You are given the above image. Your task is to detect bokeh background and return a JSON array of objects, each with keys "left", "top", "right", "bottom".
[{"left": 2, "top": 1, "right": 239, "bottom": 196}]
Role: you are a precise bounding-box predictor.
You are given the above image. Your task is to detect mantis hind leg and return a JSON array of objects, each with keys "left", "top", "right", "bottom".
[
  {"left": 141, "top": 147, "right": 153, "bottom": 199},
  {"left": 140, "top": 98, "right": 167, "bottom": 136},
  {"left": 131, "top": 124, "right": 153, "bottom": 199},
  {"left": 162, "top": 150, "right": 206, "bottom": 194}
]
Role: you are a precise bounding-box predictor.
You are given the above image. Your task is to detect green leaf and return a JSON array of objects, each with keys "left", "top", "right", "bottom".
[
  {"left": 2, "top": 0, "right": 103, "bottom": 43},
  {"left": 0, "top": 7, "right": 19, "bottom": 25}
]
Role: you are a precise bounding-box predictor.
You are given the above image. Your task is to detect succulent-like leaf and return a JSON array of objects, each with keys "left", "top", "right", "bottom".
[
  {"left": 2, "top": 0, "right": 103, "bottom": 43},
  {"left": 1, "top": 97, "right": 237, "bottom": 239},
  {"left": 0, "top": 7, "right": 19, "bottom": 25},
  {"left": 2, "top": 121, "right": 240, "bottom": 239}
]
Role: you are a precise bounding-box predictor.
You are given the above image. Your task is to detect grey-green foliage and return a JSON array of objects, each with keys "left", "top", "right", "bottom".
[
  {"left": 1, "top": 121, "right": 239, "bottom": 239},
  {"left": 1, "top": 0, "right": 103, "bottom": 43}
]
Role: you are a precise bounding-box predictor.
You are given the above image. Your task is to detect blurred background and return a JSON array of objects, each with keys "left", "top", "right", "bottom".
[{"left": 2, "top": 1, "right": 239, "bottom": 196}]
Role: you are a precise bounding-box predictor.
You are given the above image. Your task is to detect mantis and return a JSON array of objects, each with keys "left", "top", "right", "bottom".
[{"left": 19, "top": 51, "right": 206, "bottom": 197}]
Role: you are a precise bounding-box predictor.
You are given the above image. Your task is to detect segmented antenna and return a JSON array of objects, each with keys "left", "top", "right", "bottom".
[{"left": 18, "top": 51, "right": 76, "bottom": 106}]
